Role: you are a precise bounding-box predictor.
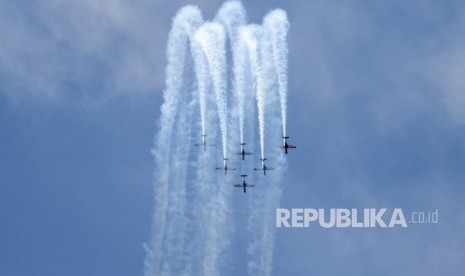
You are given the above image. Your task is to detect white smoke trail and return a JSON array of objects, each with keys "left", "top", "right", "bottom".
[
  {"left": 246, "top": 11, "right": 289, "bottom": 275},
  {"left": 143, "top": 6, "right": 203, "bottom": 276},
  {"left": 162, "top": 89, "right": 197, "bottom": 275},
  {"left": 190, "top": 103, "right": 224, "bottom": 276},
  {"left": 187, "top": 5, "right": 242, "bottom": 274},
  {"left": 191, "top": 39, "right": 231, "bottom": 276},
  {"left": 194, "top": 23, "right": 228, "bottom": 159},
  {"left": 264, "top": 10, "right": 289, "bottom": 138},
  {"left": 215, "top": 1, "right": 246, "bottom": 49},
  {"left": 216, "top": 1, "right": 247, "bottom": 144},
  {"left": 208, "top": 4, "right": 247, "bottom": 276},
  {"left": 192, "top": 42, "right": 208, "bottom": 137},
  {"left": 145, "top": 3, "right": 290, "bottom": 276},
  {"left": 235, "top": 43, "right": 247, "bottom": 145},
  {"left": 240, "top": 25, "right": 266, "bottom": 159}
]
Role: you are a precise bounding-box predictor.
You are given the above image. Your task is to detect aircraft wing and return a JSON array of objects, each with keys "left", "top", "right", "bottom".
[
  {"left": 254, "top": 167, "right": 274, "bottom": 171},
  {"left": 236, "top": 150, "right": 253, "bottom": 154},
  {"left": 245, "top": 184, "right": 255, "bottom": 187},
  {"left": 288, "top": 145, "right": 296, "bottom": 148},
  {"left": 217, "top": 167, "right": 236, "bottom": 170},
  {"left": 234, "top": 184, "right": 242, "bottom": 187}
]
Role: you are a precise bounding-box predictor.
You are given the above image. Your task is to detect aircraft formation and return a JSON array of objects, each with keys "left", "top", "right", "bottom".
[{"left": 196, "top": 135, "right": 296, "bottom": 193}]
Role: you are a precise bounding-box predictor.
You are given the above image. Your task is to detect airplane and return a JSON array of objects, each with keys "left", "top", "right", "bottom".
[
  {"left": 254, "top": 158, "right": 274, "bottom": 175},
  {"left": 234, "top": 175, "right": 255, "bottom": 193},
  {"left": 195, "top": 134, "right": 215, "bottom": 152},
  {"left": 215, "top": 158, "right": 236, "bottom": 175},
  {"left": 280, "top": 136, "right": 296, "bottom": 154},
  {"left": 235, "top": 143, "right": 253, "bottom": 160}
]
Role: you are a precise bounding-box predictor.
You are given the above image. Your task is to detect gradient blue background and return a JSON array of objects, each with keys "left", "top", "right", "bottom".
[{"left": 1, "top": 0, "right": 464, "bottom": 275}]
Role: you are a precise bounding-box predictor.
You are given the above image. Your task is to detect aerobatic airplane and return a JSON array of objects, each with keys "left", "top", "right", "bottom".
[
  {"left": 280, "top": 136, "right": 296, "bottom": 154},
  {"left": 215, "top": 158, "right": 236, "bottom": 175},
  {"left": 195, "top": 134, "right": 215, "bottom": 152},
  {"left": 254, "top": 158, "right": 274, "bottom": 175},
  {"left": 235, "top": 143, "right": 253, "bottom": 160},
  {"left": 234, "top": 175, "right": 255, "bottom": 193}
]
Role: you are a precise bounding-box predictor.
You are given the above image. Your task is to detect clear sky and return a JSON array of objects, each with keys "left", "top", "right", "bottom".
[{"left": 1, "top": 0, "right": 465, "bottom": 275}]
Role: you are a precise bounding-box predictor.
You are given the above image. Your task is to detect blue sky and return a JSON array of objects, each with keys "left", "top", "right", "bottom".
[{"left": 1, "top": 0, "right": 465, "bottom": 275}]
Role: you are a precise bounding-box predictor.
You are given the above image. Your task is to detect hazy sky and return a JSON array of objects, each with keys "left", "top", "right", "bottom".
[{"left": 1, "top": 0, "right": 465, "bottom": 275}]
